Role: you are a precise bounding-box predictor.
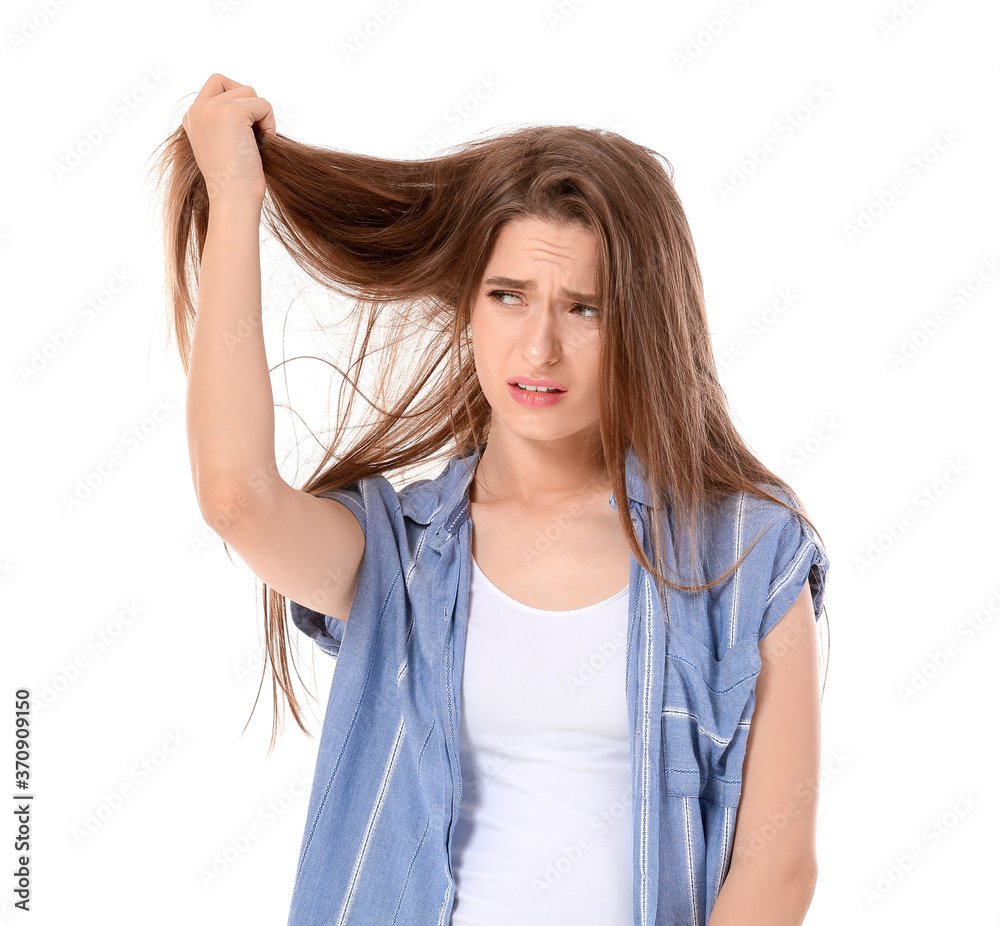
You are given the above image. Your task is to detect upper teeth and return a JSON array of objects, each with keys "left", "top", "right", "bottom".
[{"left": 517, "top": 383, "right": 559, "bottom": 392}]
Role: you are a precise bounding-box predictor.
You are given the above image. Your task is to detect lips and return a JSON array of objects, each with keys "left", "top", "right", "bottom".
[
  {"left": 506, "top": 381, "right": 567, "bottom": 407},
  {"left": 507, "top": 376, "right": 567, "bottom": 391}
]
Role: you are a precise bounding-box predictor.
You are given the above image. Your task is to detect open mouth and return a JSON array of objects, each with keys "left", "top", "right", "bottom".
[
  {"left": 506, "top": 381, "right": 567, "bottom": 406},
  {"left": 512, "top": 383, "right": 564, "bottom": 393}
]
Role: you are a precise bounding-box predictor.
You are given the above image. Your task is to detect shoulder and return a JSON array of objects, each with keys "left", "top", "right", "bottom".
[
  {"left": 318, "top": 472, "right": 400, "bottom": 534},
  {"left": 319, "top": 449, "right": 471, "bottom": 538},
  {"left": 700, "top": 481, "right": 816, "bottom": 559},
  {"left": 698, "top": 482, "right": 830, "bottom": 646},
  {"left": 705, "top": 480, "right": 799, "bottom": 528}
]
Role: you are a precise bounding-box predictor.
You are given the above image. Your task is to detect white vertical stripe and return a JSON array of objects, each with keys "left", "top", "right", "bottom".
[
  {"left": 437, "top": 883, "right": 453, "bottom": 926},
  {"left": 727, "top": 493, "right": 748, "bottom": 649},
  {"left": 681, "top": 795, "right": 699, "bottom": 926},
  {"left": 336, "top": 717, "right": 406, "bottom": 926},
  {"left": 713, "top": 803, "right": 735, "bottom": 905},
  {"left": 640, "top": 570, "right": 653, "bottom": 926}
]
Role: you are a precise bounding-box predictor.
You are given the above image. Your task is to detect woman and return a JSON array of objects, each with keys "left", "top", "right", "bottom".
[{"left": 151, "top": 73, "right": 831, "bottom": 926}]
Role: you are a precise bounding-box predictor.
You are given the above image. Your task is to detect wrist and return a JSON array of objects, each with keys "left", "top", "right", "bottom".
[
  {"left": 209, "top": 192, "right": 263, "bottom": 212},
  {"left": 207, "top": 195, "right": 263, "bottom": 225}
]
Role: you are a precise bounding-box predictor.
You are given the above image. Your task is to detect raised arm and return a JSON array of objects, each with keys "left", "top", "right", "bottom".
[{"left": 183, "top": 73, "right": 364, "bottom": 623}]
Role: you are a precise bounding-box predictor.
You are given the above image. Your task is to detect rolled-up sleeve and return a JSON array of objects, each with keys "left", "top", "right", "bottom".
[{"left": 756, "top": 506, "right": 830, "bottom": 643}]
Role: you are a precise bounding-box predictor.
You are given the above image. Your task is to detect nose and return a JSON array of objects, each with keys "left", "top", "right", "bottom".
[{"left": 520, "top": 307, "right": 563, "bottom": 364}]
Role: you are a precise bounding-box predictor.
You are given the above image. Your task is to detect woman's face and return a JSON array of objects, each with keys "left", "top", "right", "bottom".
[{"left": 469, "top": 215, "right": 603, "bottom": 446}]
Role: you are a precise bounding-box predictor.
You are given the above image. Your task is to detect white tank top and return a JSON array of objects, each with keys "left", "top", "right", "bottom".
[{"left": 449, "top": 555, "right": 633, "bottom": 926}]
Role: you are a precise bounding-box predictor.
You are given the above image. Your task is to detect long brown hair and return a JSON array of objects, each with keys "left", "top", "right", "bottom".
[{"left": 147, "top": 121, "right": 830, "bottom": 751}]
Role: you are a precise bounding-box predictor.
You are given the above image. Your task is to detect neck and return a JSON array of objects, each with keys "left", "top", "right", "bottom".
[{"left": 471, "top": 429, "right": 610, "bottom": 506}]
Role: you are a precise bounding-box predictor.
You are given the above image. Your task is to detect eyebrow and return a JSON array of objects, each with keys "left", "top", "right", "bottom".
[{"left": 482, "top": 276, "right": 598, "bottom": 305}]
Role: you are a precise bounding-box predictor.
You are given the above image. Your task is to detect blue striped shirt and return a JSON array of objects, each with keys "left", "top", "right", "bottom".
[{"left": 287, "top": 441, "right": 829, "bottom": 925}]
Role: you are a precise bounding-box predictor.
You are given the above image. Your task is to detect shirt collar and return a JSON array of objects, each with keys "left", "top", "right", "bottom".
[{"left": 400, "top": 441, "right": 656, "bottom": 544}]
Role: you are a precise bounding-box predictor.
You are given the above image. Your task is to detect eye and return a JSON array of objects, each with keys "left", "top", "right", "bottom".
[
  {"left": 486, "top": 289, "right": 601, "bottom": 321},
  {"left": 487, "top": 289, "right": 521, "bottom": 306}
]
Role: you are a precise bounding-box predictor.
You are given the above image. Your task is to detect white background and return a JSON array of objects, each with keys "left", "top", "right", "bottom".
[{"left": 4, "top": 0, "right": 998, "bottom": 923}]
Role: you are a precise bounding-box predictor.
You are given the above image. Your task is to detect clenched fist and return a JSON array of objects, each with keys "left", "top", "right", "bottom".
[{"left": 182, "top": 72, "right": 276, "bottom": 206}]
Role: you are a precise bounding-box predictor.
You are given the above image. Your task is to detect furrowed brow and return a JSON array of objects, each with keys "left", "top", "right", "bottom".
[{"left": 483, "top": 276, "right": 597, "bottom": 305}]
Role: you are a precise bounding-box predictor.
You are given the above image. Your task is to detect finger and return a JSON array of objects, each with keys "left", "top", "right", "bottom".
[
  {"left": 193, "top": 72, "right": 244, "bottom": 104},
  {"left": 212, "top": 93, "right": 277, "bottom": 138},
  {"left": 211, "top": 85, "right": 258, "bottom": 102},
  {"left": 252, "top": 97, "right": 277, "bottom": 137},
  {"left": 234, "top": 97, "right": 277, "bottom": 138}
]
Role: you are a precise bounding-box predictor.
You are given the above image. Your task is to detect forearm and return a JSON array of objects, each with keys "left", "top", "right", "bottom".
[
  {"left": 186, "top": 196, "right": 279, "bottom": 514},
  {"left": 706, "top": 856, "right": 817, "bottom": 926}
]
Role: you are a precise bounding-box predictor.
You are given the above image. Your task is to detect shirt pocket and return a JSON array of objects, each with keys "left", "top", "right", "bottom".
[{"left": 661, "top": 624, "right": 761, "bottom": 807}]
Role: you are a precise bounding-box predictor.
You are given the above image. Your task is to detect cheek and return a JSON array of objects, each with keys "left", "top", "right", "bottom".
[
  {"left": 468, "top": 303, "right": 488, "bottom": 351},
  {"left": 468, "top": 316, "right": 491, "bottom": 380},
  {"left": 471, "top": 335, "right": 498, "bottom": 386},
  {"left": 580, "top": 343, "right": 602, "bottom": 388},
  {"left": 470, "top": 313, "right": 504, "bottom": 364}
]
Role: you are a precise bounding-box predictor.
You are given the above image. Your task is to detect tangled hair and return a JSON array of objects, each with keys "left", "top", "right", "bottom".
[{"left": 147, "top": 119, "right": 829, "bottom": 751}]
